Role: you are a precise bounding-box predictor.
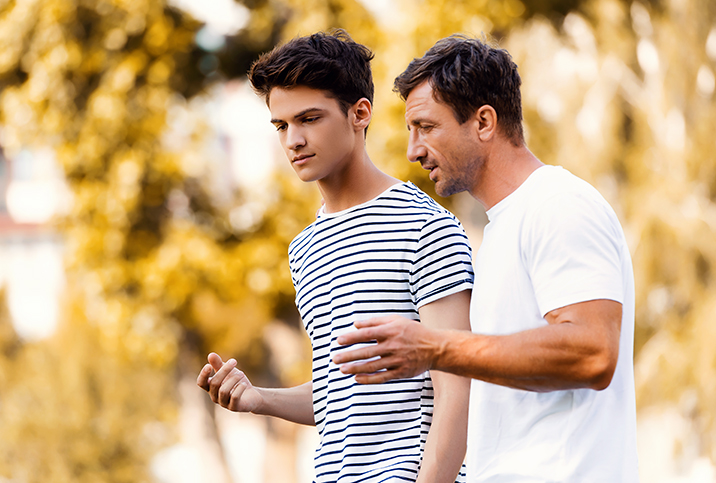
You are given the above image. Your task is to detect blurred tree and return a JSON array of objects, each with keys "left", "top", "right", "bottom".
[
  {"left": 0, "top": 0, "right": 337, "bottom": 480},
  {"left": 1, "top": 0, "right": 714, "bottom": 479},
  {"left": 0, "top": 287, "right": 176, "bottom": 482}
]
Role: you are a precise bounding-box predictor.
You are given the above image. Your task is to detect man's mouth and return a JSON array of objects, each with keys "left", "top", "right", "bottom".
[{"left": 421, "top": 163, "right": 438, "bottom": 180}]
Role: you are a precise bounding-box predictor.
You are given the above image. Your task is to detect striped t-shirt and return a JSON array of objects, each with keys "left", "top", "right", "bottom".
[{"left": 288, "top": 182, "right": 474, "bottom": 483}]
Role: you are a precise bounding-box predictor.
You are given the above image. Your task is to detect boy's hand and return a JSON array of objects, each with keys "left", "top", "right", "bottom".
[{"left": 197, "top": 352, "right": 263, "bottom": 413}]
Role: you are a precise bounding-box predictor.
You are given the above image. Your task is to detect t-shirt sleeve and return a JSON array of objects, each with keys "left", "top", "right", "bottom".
[
  {"left": 523, "top": 191, "right": 625, "bottom": 317},
  {"left": 410, "top": 211, "right": 474, "bottom": 309}
]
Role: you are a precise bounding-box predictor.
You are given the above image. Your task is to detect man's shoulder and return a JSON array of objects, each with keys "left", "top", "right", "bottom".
[
  {"left": 527, "top": 166, "right": 614, "bottom": 215},
  {"left": 520, "top": 167, "right": 625, "bottom": 253}
]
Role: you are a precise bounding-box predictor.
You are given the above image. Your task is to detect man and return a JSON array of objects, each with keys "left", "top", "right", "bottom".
[
  {"left": 196, "top": 30, "right": 474, "bottom": 482},
  {"left": 334, "top": 35, "right": 639, "bottom": 482}
]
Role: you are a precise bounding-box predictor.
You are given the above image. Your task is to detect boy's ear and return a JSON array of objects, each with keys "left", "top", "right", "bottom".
[{"left": 352, "top": 98, "right": 372, "bottom": 131}]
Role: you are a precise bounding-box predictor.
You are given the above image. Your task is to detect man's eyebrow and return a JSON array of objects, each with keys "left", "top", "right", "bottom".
[
  {"left": 407, "top": 118, "right": 432, "bottom": 128},
  {"left": 271, "top": 107, "right": 326, "bottom": 124}
]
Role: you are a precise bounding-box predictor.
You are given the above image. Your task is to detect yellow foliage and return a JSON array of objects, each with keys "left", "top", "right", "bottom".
[
  {"left": 0, "top": 290, "right": 177, "bottom": 482},
  {"left": 1, "top": 0, "right": 715, "bottom": 478}
]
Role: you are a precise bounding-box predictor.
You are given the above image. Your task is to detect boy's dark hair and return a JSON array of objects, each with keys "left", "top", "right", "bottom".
[
  {"left": 248, "top": 29, "right": 374, "bottom": 116},
  {"left": 394, "top": 35, "right": 524, "bottom": 145}
]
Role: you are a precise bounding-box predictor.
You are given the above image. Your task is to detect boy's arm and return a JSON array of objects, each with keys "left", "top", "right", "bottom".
[
  {"left": 197, "top": 353, "right": 315, "bottom": 426},
  {"left": 415, "top": 290, "right": 471, "bottom": 483}
]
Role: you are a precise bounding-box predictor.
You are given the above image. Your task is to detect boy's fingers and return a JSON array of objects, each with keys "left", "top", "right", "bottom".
[
  {"left": 207, "top": 352, "right": 224, "bottom": 371},
  {"left": 197, "top": 363, "right": 213, "bottom": 391},
  {"left": 218, "top": 373, "right": 241, "bottom": 407},
  {"left": 208, "top": 359, "right": 237, "bottom": 399}
]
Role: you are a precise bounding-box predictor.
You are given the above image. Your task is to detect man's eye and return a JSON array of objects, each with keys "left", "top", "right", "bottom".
[
  {"left": 275, "top": 124, "right": 287, "bottom": 132},
  {"left": 304, "top": 117, "right": 318, "bottom": 123}
]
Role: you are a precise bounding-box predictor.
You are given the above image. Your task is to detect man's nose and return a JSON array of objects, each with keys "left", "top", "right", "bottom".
[{"left": 406, "top": 131, "right": 427, "bottom": 163}]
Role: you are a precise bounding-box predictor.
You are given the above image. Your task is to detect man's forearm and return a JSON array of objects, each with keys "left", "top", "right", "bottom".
[
  {"left": 336, "top": 300, "right": 621, "bottom": 390},
  {"left": 253, "top": 381, "right": 315, "bottom": 426},
  {"left": 434, "top": 315, "right": 618, "bottom": 392}
]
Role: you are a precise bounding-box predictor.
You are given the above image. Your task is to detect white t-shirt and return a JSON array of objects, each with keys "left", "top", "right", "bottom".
[
  {"left": 467, "top": 165, "right": 639, "bottom": 482},
  {"left": 290, "top": 182, "right": 474, "bottom": 483}
]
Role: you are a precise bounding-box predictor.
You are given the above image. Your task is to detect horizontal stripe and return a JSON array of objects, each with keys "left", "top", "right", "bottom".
[{"left": 288, "top": 182, "right": 472, "bottom": 483}]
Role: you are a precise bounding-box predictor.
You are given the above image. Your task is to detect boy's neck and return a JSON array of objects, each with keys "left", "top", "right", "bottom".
[{"left": 317, "top": 151, "right": 400, "bottom": 214}]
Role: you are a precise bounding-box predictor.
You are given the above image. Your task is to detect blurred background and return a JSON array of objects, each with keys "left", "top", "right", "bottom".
[{"left": 0, "top": 0, "right": 714, "bottom": 481}]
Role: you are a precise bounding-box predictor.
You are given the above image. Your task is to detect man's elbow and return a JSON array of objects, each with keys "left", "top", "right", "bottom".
[{"left": 584, "top": 349, "right": 618, "bottom": 391}]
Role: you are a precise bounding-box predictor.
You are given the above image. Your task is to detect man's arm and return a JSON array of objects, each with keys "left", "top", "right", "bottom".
[
  {"left": 414, "top": 290, "right": 471, "bottom": 483},
  {"left": 197, "top": 352, "right": 315, "bottom": 426},
  {"left": 333, "top": 298, "right": 621, "bottom": 392}
]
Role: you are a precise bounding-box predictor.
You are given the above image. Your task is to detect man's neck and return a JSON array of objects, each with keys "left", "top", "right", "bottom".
[
  {"left": 317, "top": 151, "right": 399, "bottom": 213},
  {"left": 472, "top": 144, "right": 544, "bottom": 211}
]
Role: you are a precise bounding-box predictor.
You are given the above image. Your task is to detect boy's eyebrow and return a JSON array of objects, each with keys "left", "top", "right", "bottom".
[{"left": 271, "top": 107, "right": 326, "bottom": 124}]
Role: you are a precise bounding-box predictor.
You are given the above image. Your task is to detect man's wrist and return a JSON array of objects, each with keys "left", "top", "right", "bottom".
[{"left": 430, "top": 327, "right": 451, "bottom": 372}]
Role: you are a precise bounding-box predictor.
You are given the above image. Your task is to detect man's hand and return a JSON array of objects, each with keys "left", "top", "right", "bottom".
[
  {"left": 333, "top": 315, "right": 441, "bottom": 384},
  {"left": 197, "top": 353, "right": 263, "bottom": 413}
]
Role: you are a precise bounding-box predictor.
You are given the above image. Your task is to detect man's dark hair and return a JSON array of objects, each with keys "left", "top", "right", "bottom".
[
  {"left": 394, "top": 35, "right": 524, "bottom": 145},
  {"left": 248, "top": 29, "right": 374, "bottom": 116}
]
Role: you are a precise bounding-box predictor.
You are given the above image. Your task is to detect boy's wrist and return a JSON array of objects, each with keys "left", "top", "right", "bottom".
[{"left": 249, "top": 387, "right": 269, "bottom": 416}]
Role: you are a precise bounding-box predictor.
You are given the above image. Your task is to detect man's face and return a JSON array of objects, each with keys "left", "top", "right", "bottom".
[
  {"left": 269, "top": 86, "right": 357, "bottom": 183},
  {"left": 404, "top": 81, "right": 483, "bottom": 197}
]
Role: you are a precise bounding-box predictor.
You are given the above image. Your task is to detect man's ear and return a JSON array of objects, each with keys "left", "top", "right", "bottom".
[
  {"left": 352, "top": 98, "right": 372, "bottom": 131},
  {"left": 474, "top": 105, "right": 497, "bottom": 142}
]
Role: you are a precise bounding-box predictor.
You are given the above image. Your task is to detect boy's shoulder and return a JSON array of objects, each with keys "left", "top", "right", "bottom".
[
  {"left": 395, "top": 182, "right": 465, "bottom": 225},
  {"left": 287, "top": 182, "right": 460, "bottom": 252},
  {"left": 306, "top": 182, "right": 453, "bottom": 226},
  {"left": 378, "top": 181, "right": 442, "bottom": 210},
  {"left": 372, "top": 181, "right": 458, "bottom": 219}
]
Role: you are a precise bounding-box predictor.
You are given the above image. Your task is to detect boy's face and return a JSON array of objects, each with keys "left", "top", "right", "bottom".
[{"left": 269, "top": 86, "right": 358, "bottom": 183}]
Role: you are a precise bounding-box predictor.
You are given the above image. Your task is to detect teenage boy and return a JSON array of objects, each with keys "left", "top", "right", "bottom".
[{"left": 197, "top": 30, "right": 474, "bottom": 483}]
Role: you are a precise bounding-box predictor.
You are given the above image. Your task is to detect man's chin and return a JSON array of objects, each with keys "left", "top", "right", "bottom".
[{"left": 434, "top": 181, "right": 459, "bottom": 198}]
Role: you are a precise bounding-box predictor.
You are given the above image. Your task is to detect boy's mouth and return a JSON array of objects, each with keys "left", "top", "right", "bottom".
[{"left": 292, "top": 154, "right": 315, "bottom": 164}]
